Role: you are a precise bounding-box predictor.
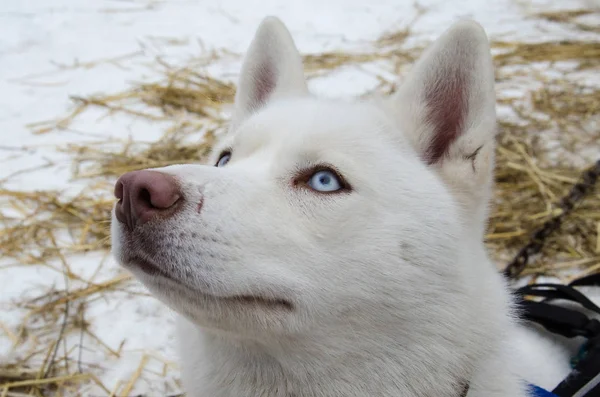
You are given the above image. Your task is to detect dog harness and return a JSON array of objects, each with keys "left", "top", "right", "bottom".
[
  {"left": 457, "top": 274, "right": 599, "bottom": 397},
  {"left": 513, "top": 273, "right": 600, "bottom": 397}
]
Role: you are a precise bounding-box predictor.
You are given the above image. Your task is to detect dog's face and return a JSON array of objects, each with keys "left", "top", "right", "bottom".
[{"left": 111, "top": 17, "right": 497, "bottom": 340}]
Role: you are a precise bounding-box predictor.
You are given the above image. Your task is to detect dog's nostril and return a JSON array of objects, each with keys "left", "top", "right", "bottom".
[
  {"left": 138, "top": 188, "right": 153, "bottom": 208},
  {"left": 114, "top": 180, "right": 124, "bottom": 201}
]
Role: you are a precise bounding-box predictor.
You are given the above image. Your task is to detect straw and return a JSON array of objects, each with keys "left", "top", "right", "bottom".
[{"left": 1, "top": 7, "right": 599, "bottom": 395}]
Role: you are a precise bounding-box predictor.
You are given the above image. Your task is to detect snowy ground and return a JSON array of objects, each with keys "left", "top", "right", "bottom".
[{"left": 1, "top": 0, "right": 599, "bottom": 395}]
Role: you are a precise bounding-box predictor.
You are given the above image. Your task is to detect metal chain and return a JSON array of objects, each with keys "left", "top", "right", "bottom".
[{"left": 503, "top": 158, "right": 600, "bottom": 280}]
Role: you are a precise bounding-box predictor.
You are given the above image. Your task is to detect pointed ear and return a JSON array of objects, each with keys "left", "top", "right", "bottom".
[
  {"left": 393, "top": 20, "right": 497, "bottom": 226},
  {"left": 394, "top": 19, "right": 496, "bottom": 166},
  {"left": 230, "top": 16, "right": 308, "bottom": 129}
]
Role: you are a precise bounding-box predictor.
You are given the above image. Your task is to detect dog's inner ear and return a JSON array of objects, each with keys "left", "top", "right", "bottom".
[
  {"left": 231, "top": 17, "right": 308, "bottom": 128},
  {"left": 393, "top": 20, "right": 496, "bottom": 167},
  {"left": 421, "top": 65, "right": 468, "bottom": 165}
]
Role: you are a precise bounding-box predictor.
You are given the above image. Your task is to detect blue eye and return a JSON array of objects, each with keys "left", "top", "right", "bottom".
[
  {"left": 308, "top": 170, "right": 342, "bottom": 192},
  {"left": 215, "top": 152, "right": 231, "bottom": 167}
]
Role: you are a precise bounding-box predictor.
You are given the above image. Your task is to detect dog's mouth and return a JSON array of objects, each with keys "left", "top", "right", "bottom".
[
  {"left": 125, "top": 256, "right": 294, "bottom": 310},
  {"left": 128, "top": 255, "right": 172, "bottom": 279}
]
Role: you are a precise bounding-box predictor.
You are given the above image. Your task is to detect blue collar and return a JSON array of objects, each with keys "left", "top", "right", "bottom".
[{"left": 529, "top": 384, "right": 558, "bottom": 397}]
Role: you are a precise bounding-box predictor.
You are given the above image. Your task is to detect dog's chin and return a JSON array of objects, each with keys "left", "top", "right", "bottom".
[
  {"left": 131, "top": 265, "right": 300, "bottom": 336},
  {"left": 111, "top": 218, "right": 297, "bottom": 335},
  {"left": 120, "top": 255, "right": 294, "bottom": 310},
  {"left": 111, "top": 221, "right": 295, "bottom": 311}
]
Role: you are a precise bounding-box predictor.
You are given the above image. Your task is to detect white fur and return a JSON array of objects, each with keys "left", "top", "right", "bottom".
[{"left": 111, "top": 17, "right": 599, "bottom": 397}]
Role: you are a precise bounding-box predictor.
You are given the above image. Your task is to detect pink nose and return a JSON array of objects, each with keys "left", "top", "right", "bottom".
[{"left": 114, "top": 170, "right": 182, "bottom": 229}]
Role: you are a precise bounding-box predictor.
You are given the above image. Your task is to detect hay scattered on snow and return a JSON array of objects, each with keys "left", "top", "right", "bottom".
[
  {"left": 493, "top": 40, "right": 600, "bottom": 69},
  {"left": 1, "top": 8, "right": 600, "bottom": 396},
  {"left": 534, "top": 9, "right": 600, "bottom": 33}
]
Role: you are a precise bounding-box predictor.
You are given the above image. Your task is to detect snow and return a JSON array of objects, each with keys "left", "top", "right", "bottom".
[{"left": 1, "top": 0, "right": 598, "bottom": 395}]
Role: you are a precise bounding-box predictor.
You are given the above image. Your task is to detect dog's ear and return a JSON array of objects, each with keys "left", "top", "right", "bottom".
[
  {"left": 230, "top": 16, "right": 308, "bottom": 129},
  {"left": 394, "top": 19, "right": 496, "bottom": 167},
  {"left": 392, "top": 20, "right": 497, "bottom": 227}
]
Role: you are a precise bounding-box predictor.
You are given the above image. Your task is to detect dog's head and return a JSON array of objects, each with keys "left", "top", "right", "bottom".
[{"left": 111, "top": 17, "right": 498, "bottom": 340}]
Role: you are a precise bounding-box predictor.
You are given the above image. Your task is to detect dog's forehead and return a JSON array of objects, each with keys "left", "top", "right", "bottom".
[{"left": 232, "top": 98, "right": 408, "bottom": 160}]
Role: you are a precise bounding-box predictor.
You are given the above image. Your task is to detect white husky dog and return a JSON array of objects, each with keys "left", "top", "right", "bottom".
[{"left": 111, "top": 17, "right": 594, "bottom": 397}]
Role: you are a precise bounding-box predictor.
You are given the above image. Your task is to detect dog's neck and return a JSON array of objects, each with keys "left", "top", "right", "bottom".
[
  {"left": 176, "top": 248, "right": 528, "bottom": 397},
  {"left": 177, "top": 313, "right": 492, "bottom": 397}
]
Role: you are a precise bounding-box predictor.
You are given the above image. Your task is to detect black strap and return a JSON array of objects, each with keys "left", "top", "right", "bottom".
[
  {"left": 513, "top": 275, "right": 600, "bottom": 397},
  {"left": 516, "top": 283, "right": 600, "bottom": 317},
  {"left": 515, "top": 299, "right": 600, "bottom": 339},
  {"left": 569, "top": 274, "right": 600, "bottom": 288},
  {"left": 552, "top": 338, "right": 600, "bottom": 397}
]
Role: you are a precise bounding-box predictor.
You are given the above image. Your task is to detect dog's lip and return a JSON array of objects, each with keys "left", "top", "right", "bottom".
[
  {"left": 127, "top": 255, "right": 173, "bottom": 280},
  {"left": 125, "top": 256, "right": 294, "bottom": 310},
  {"left": 222, "top": 294, "right": 294, "bottom": 310}
]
